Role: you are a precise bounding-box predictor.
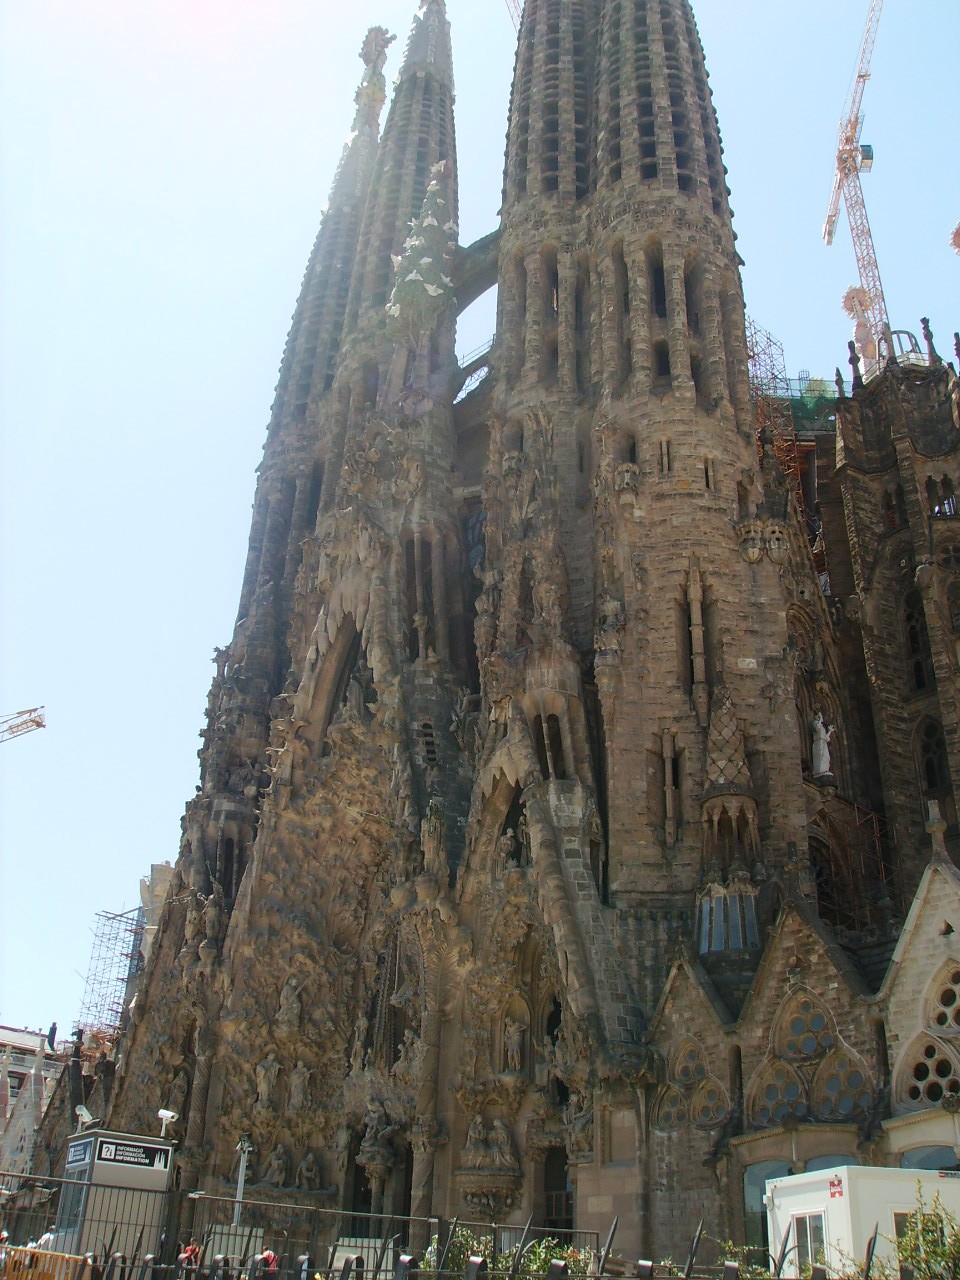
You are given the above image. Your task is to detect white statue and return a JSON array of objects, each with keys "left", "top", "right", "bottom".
[{"left": 811, "top": 711, "right": 834, "bottom": 777}]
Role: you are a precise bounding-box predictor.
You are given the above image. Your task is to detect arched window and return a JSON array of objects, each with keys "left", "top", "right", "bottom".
[
  {"left": 744, "top": 1160, "right": 790, "bottom": 1251},
  {"left": 903, "top": 590, "right": 935, "bottom": 692},
  {"left": 901, "top": 1146, "right": 960, "bottom": 1170},
  {"left": 917, "top": 718, "right": 953, "bottom": 823}
]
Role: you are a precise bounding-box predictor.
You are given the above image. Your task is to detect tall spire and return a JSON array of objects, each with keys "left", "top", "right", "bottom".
[
  {"left": 343, "top": 0, "right": 457, "bottom": 330},
  {"left": 264, "top": 28, "right": 393, "bottom": 442},
  {"left": 402, "top": 0, "right": 454, "bottom": 88}
]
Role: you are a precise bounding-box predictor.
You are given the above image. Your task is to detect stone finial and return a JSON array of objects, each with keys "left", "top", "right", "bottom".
[
  {"left": 834, "top": 367, "right": 846, "bottom": 400},
  {"left": 921, "top": 317, "right": 943, "bottom": 367},
  {"left": 954, "top": 332, "right": 960, "bottom": 368},
  {"left": 848, "top": 340, "right": 864, "bottom": 391}
]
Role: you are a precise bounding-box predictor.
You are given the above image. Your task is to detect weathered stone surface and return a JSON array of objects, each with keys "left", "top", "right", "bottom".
[{"left": 92, "top": 0, "right": 960, "bottom": 1265}]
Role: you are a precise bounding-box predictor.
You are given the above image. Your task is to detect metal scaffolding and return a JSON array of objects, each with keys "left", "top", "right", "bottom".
[{"left": 76, "top": 907, "right": 146, "bottom": 1035}]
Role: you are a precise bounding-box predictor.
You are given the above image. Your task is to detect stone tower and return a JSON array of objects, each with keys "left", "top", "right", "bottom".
[{"left": 101, "top": 0, "right": 960, "bottom": 1262}]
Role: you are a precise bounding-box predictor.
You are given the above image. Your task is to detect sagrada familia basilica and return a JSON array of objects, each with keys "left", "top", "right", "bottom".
[{"left": 67, "top": 0, "right": 960, "bottom": 1259}]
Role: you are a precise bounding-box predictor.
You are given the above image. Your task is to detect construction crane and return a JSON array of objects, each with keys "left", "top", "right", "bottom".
[
  {"left": 823, "top": 0, "right": 889, "bottom": 361},
  {"left": 0, "top": 706, "right": 46, "bottom": 744},
  {"left": 504, "top": 0, "right": 521, "bottom": 32}
]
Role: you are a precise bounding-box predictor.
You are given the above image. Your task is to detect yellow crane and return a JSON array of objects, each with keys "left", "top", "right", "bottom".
[
  {"left": 823, "top": 0, "right": 889, "bottom": 360},
  {"left": 0, "top": 707, "right": 46, "bottom": 744}
]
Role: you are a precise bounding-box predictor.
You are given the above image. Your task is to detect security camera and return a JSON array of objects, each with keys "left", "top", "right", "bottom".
[
  {"left": 158, "top": 1109, "right": 179, "bottom": 1138},
  {"left": 75, "top": 1105, "right": 93, "bottom": 1122}
]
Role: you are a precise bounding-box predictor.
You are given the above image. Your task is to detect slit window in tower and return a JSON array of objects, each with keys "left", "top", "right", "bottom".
[
  {"left": 362, "top": 362, "right": 379, "bottom": 407},
  {"left": 904, "top": 589, "right": 935, "bottom": 692},
  {"left": 575, "top": 266, "right": 590, "bottom": 394},
  {"left": 533, "top": 714, "right": 551, "bottom": 780},
  {"left": 544, "top": 248, "right": 559, "bottom": 321},
  {"left": 648, "top": 243, "right": 668, "bottom": 319},
  {"left": 684, "top": 259, "right": 703, "bottom": 335},
  {"left": 720, "top": 290, "right": 741, "bottom": 409},
  {"left": 654, "top": 340, "right": 672, "bottom": 386},
  {"left": 547, "top": 714, "right": 566, "bottom": 780},
  {"left": 222, "top": 837, "right": 236, "bottom": 900},
  {"left": 421, "top": 537, "right": 435, "bottom": 655},
  {"left": 691, "top": 352, "right": 709, "bottom": 406},
  {"left": 660, "top": 438, "right": 672, "bottom": 476},
  {"left": 613, "top": 244, "right": 632, "bottom": 389},
  {"left": 404, "top": 538, "right": 419, "bottom": 661}
]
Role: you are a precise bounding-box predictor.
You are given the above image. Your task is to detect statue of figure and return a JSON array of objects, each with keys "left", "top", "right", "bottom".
[
  {"left": 339, "top": 675, "right": 368, "bottom": 724},
  {"left": 202, "top": 880, "right": 224, "bottom": 942},
  {"left": 421, "top": 799, "right": 446, "bottom": 877},
  {"left": 288, "top": 1061, "right": 311, "bottom": 1113},
  {"left": 360, "top": 26, "right": 394, "bottom": 79},
  {"left": 295, "top": 1150, "right": 321, "bottom": 1191},
  {"left": 503, "top": 1017, "right": 524, "bottom": 1074},
  {"left": 350, "top": 1019, "right": 367, "bottom": 1074},
  {"left": 260, "top": 1142, "right": 289, "bottom": 1187},
  {"left": 517, "top": 812, "right": 532, "bottom": 865},
  {"left": 489, "top": 1118, "right": 517, "bottom": 1170},
  {"left": 564, "top": 1093, "right": 594, "bottom": 1157},
  {"left": 494, "top": 828, "right": 518, "bottom": 874},
  {"left": 183, "top": 894, "right": 203, "bottom": 945},
  {"left": 358, "top": 1101, "right": 397, "bottom": 1167},
  {"left": 811, "top": 711, "right": 834, "bottom": 777},
  {"left": 255, "top": 1051, "right": 281, "bottom": 1108},
  {"left": 463, "top": 1114, "right": 487, "bottom": 1168},
  {"left": 277, "top": 976, "right": 303, "bottom": 1034}
]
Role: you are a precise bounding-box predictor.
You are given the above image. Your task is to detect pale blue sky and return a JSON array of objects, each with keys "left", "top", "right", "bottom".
[{"left": 1, "top": 0, "right": 957, "bottom": 1035}]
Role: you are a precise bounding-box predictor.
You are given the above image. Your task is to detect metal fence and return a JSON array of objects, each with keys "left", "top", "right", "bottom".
[
  {"left": 0, "top": 1174, "right": 604, "bottom": 1280},
  {"left": 1, "top": 1174, "right": 757, "bottom": 1280}
]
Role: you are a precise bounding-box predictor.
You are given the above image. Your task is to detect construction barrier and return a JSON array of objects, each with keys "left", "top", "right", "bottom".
[{"left": 4, "top": 1246, "right": 94, "bottom": 1280}]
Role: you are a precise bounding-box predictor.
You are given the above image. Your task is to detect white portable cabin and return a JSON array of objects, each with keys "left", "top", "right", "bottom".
[{"left": 765, "top": 1165, "right": 960, "bottom": 1277}]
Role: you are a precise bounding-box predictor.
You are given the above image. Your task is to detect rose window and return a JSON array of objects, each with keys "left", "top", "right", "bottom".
[
  {"left": 751, "top": 1062, "right": 807, "bottom": 1127},
  {"left": 781, "top": 997, "right": 835, "bottom": 1060},
  {"left": 905, "top": 1038, "right": 960, "bottom": 1108},
  {"left": 655, "top": 1086, "right": 688, "bottom": 1130},
  {"left": 812, "top": 1052, "right": 873, "bottom": 1119},
  {"left": 691, "top": 1079, "right": 729, "bottom": 1128},
  {"left": 674, "top": 1043, "right": 707, "bottom": 1087}
]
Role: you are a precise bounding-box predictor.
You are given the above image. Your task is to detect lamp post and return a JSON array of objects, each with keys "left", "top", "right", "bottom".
[{"left": 233, "top": 1135, "right": 254, "bottom": 1227}]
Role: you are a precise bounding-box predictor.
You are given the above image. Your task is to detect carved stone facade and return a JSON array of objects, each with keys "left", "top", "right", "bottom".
[{"left": 97, "top": 0, "right": 960, "bottom": 1263}]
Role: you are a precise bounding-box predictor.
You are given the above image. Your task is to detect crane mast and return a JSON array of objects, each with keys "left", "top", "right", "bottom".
[
  {"left": 823, "top": 0, "right": 890, "bottom": 356},
  {"left": 504, "top": 0, "right": 521, "bottom": 32}
]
